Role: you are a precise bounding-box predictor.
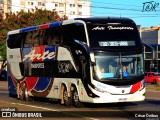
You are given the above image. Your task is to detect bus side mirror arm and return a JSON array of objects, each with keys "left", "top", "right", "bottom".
[
  {"left": 89, "top": 51, "right": 96, "bottom": 65},
  {"left": 91, "top": 61, "right": 96, "bottom": 66}
]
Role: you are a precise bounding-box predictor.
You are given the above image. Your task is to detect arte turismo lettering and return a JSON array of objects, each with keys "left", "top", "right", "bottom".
[{"left": 23, "top": 50, "right": 55, "bottom": 61}]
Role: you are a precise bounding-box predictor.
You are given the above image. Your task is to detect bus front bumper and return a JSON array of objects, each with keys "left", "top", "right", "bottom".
[{"left": 84, "top": 87, "right": 145, "bottom": 103}]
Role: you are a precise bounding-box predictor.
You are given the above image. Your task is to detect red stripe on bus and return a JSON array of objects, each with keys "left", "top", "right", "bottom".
[
  {"left": 32, "top": 46, "right": 45, "bottom": 62},
  {"left": 38, "top": 24, "right": 49, "bottom": 29},
  {"left": 25, "top": 77, "right": 39, "bottom": 91},
  {"left": 129, "top": 81, "right": 141, "bottom": 93}
]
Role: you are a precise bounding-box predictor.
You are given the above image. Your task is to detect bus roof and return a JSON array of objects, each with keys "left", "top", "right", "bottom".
[
  {"left": 7, "top": 21, "right": 61, "bottom": 35},
  {"left": 74, "top": 17, "right": 135, "bottom": 24},
  {"left": 7, "top": 17, "right": 135, "bottom": 35}
]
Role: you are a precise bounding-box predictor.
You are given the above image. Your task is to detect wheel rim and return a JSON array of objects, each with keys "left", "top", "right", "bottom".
[
  {"left": 73, "top": 90, "right": 79, "bottom": 103},
  {"left": 63, "top": 89, "right": 68, "bottom": 103},
  {"left": 19, "top": 87, "right": 23, "bottom": 100},
  {"left": 24, "top": 86, "right": 29, "bottom": 100}
]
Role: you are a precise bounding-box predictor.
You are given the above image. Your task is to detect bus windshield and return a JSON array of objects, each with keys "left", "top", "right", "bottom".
[
  {"left": 87, "top": 23, "right": 141, "bottom": 48},
  {"left": 93, "top": 52, "right": 144, "bottom": 80}
]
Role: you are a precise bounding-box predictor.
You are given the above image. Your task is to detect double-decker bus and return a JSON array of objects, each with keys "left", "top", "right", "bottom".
[{"left": 7, "top": 17, "right": 145, "bottom": 107}]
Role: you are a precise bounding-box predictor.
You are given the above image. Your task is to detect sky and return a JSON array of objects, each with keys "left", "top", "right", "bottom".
[{"left": 91, "top": 0, "right": 160, "bottom": 28}]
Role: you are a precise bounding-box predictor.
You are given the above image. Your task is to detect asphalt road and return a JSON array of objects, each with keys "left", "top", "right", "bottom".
[{"left": 0, "top": 81, "right": 160, "bottom": 120}]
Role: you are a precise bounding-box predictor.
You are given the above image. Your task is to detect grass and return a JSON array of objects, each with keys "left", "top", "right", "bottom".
[{"left": 155, "top": 84, "right": 160, "bottom": 87}]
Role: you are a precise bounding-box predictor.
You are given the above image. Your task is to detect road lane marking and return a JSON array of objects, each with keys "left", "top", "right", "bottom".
[
  {"left": 0, "top": 91, "right": 8, "bottom": 94},
  {"left": 11, "top": 102, "right": 58, "bottom": 111}
]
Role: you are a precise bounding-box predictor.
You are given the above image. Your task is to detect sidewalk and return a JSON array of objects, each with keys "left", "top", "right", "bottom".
[
  {"left": 0, "top": 80, "right": 8, "bottom": 91},
  {"left": 145, "top": 90, "right": 160, "bottom": 100}
]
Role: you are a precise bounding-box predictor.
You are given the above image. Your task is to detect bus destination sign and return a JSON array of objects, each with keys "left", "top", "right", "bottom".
[{"left": 99, "top": 41, "right": 135, "bottom": 46}]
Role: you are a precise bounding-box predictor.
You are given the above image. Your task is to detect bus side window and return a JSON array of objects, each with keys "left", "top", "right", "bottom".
[
  {"left": 32, "top": 30, "right": 40, "bottom": 46},
  {"left": 53, "top": 27, "right": 61, "bottom": 45},
  {"left": 62, "top": 23, "right": 87, "bottom": 44},
  {"left": 62, "top": 24, "right": 74, "bottom": 44},
  {"left": 38, "top": 29, "right": 46, "bottom": 45},
  {"left": 7, "top": 33, "right": 22, "bottom": 49},
  {"left": 42, "top": 29, "right": 50, "bottom": 45},
  {"left": 43, "top": 27, "right": 61, "bottom": 46},
  {"left": 24, "top": 30, "right": 42, "bottom": 47},
  {"left": 74, "top": 23, "right": 87, "bottom": 43},
  {"left": 24, "top": 31, "right": 33, "bottom": 47}
]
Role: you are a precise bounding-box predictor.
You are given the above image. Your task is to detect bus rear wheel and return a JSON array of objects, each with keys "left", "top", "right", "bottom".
[{"left": 72, "top": 87, "right": 83, "bottom": 108}]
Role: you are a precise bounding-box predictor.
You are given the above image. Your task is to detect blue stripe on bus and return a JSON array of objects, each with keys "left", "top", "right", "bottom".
[
  {"left": 20, "top": 21, "right": 60, "bottom": 33},
  {"left": 22, "top": 47, "right": 32, "bottom": 62},
  {"left": 34, "top": 77, "right": 51, "bottom": 91},
  {"left": 44, "top": 46, "right": 56, "bottom": 61},
  {"left": 49, "top": 22, "right": 60, "bottom": 28},
  {"left": 21, "top": 26, "right": 38, "bottom": 32}
]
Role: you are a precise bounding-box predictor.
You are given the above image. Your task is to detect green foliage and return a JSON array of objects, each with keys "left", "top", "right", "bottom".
[
  {"left": 155, "top": 84, "right": 160, "bottom": 87},
  {"left": 0, "top": 41, "right": 6, "bottom": 60},
  {"left": 0, "top": 9, "right": 68, "bottom": 60}
]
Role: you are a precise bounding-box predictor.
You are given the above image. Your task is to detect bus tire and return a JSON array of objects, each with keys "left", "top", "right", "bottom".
[
  {"left": 72, "top": 87, "right": 83, "bottom": 108},
  {"left": 19, "top": 83, "right": 30, "bottom": 101},
  {"left": 62, "top": 85, "right": 72, "bottom": 106}
]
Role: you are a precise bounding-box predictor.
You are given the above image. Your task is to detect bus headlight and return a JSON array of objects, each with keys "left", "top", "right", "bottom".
[
  {"left": 94, "top": 86, "right": 105, "bottom": 93},
  {"left": 93, "top": 85, "right": 110, "bottom": 93}
]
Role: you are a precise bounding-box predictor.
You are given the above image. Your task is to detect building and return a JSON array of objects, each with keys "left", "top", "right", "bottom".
[
  {"left": 0, "top": 1, "right": 3, "bottom": 12},
  {"left": 141, "top": 26, "right": 160, "bottom": 72},
  {"left": 0, "top": 0, "right": 91, "bottom": 19},
  {"left": 0, "top": 0, "right": 11, "bottom": 18}
]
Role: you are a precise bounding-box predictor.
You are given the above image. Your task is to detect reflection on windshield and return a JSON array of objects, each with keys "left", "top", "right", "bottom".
[{"left": 93, "top": 52, "right": 143, "bottom": 80}]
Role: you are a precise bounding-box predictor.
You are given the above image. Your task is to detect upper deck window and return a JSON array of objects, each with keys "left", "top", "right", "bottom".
[{"left": 62, "top": 23, "right": 87, "bottom": 44}]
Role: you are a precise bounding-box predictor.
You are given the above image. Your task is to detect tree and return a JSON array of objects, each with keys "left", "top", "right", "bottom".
[{"left": 0, "top": 9, "right": 68, "bottom": 60}]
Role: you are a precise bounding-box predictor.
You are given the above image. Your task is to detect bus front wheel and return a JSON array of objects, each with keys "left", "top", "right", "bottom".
[
  {"left": 19, "top": 83, "right": 30, "bottom": 101},
  {"left": 72, "top": 87, "right": 83, "bottom": 108},
  {"left": 62, "top": 85, "right": 72, "bottom": 106}
]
